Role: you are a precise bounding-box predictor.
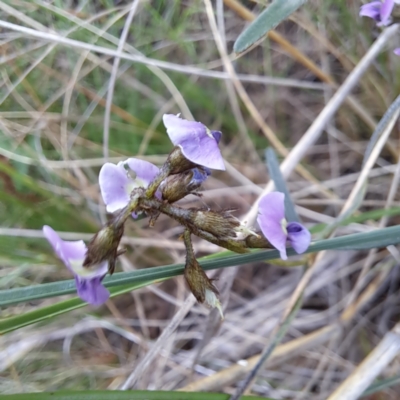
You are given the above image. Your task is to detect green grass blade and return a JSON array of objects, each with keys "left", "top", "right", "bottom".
[
  {"left": 0, "top": 280, "right": 161, "bottom": 334},
  {"left": 0, "top": 391, "right": 273, "bottom": 400},
  {"left": 265, "top": 147, "right": 299, "bottom": 222},
  {"left": 233, "top": 0, "right": 307, "bottom": 53},
  {"left": 311, "top": 207, "right": 400, "bottom": 234},
  {"left": 2, "top": 224, "right": 400, "bottom": 307},
  {"left": 362, "top": 375, "right": 400, "bottom": 397}
]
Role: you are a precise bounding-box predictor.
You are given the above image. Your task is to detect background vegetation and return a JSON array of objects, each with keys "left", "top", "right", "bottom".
[{"left": 1, "top": 0, "right": 400, "bottom": 399}]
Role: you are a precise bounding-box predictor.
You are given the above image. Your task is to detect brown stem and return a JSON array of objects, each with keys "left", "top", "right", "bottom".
[{"left": 140, "top": 198, "right": 248, "bottom": 254}]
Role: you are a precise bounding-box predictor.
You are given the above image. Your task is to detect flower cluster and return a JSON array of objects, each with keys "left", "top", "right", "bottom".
[
  {"left": 43, "top": 114, "right": 311, "bottom": 316},
  {"left": 360, "top": 0, "right": 400, "bottom": 55}
]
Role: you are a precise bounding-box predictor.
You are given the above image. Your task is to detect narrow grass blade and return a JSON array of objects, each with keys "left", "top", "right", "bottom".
[
  {"left": 0, "top": 280, "right": 161, "bottom": 334},
  {"left": 362, "top": 375, "right": 400, "bottom": 397},
  {"left": 310, "top": 206, "right": 400, "bottom": 234},
  {"left": 233, "top": 0, "right": 307, "bottom": 54},
  {"left": 0, "top": 390, "right": 272, "bottom": 400},
  {"left": 265, "top": 147, "right": 299, "bottom": 222},
  {"left": 2, "top": 224, "right": 400, "bottom": 307}
]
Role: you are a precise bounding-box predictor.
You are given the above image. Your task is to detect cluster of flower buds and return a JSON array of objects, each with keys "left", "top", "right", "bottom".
[
  {"left": 43, "top": 114, "right": 311, "bottom": 316},
  {"left": 360, "top": 0, "right": 400, "bottom": 55}
]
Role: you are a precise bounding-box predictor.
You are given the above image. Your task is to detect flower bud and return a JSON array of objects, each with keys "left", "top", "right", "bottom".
[
  {"left": 165, "top": 146, "right": 198, "bottom": 175},
  {"left": 184, "top": 257, "right": 223, "bottom": 318},
  {"left": 191, "top": 209, "right": 241, "bottom": 239},
  {"left": 160, "top": 167, "right": 209, "bottom": 203},
  {"left": 245, "top": 232, "right": 273, "bottom": 249},
  {"left": 83, "top": 213, "right": 125, "bottom": 274},
  {"left": 182, "top": 230, "right": 223, "bottom": 318}
]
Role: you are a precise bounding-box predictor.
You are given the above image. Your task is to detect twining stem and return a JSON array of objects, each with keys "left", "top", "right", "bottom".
[{"left": 114, "top": 201, "right": 138, "bottom": 227}]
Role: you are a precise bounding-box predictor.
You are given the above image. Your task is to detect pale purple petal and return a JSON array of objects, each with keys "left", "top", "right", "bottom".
[
  {"left": 394, "top": 47, "right": 400, "bottom": 55},
  {"left": 257, "top": 192, "right": 288, "bottom": 260},
  {"left": 125, "top": 158, "right": 159, "bottom": 186},
  {"left": 163, "top": 114, "right": 225, "bottom": 171},
  {"left": 360, "top": 2, "right": 383, "bottom": 20},
  {"left": 99, "top": 162, "right": 130, "bottom": 213},
  {"left": 178, "top": 135, "right": 225, "bottom": 170},
  {"left": 43, "top": 225, "right": 110, "bottom": 305},
  {"left": 380, "top": 0, "right": 395, "bottom": 23},
  {"left": 163, "top": 114, "right": 205, "bottom": 143},
  {"left": 258, "top": 192, "right": 285, "bottom": 222},
  {"left": 43, "top": 225, "right": 63, "bottom": 254},
  {"left": 43, "top": 225, "right": 86, "bottom": 272},
  {"left": 287, "top": 222, "right": 311, "bottom": 255},
  {"left": 75, "top": 275, "right": 109, "bottom": 306}
]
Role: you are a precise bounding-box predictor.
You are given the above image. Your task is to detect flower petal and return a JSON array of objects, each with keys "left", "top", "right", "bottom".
[
  {"left": 359, "top": 2, "right": 382, "bottom": 19},
  {"left": 99, "top": 162, "right": 130, "bottom": 213},
  {"left": 211, "top": 130, "right": 222, "bottom": 144},
  {"left": 163, "top": 114, "right": 207, "bottom": 144},
  {"left": 125, "top": 158, "right": 159, "bottom": 186},
  {"left": 287, "top": 222, "right": 311, "bottom": 255},
  {"left": 43, "top": 225, "right": 86, "bottom": 271},
  {"left": 258, "top": 192, "right": 286, "bottom": 222},
  {"left": 394, "top": 48, "right": 400, "bottom": 56},
  {"left": 75, "top": 275, "right": 110, "bottom": 305},
  {"left": 163, "top": 114, "right": 225, "bottom": 171},
  {"left": 380, "top": 0, "right": 395, "bottom": 24},
  {"left": 178, "top": 134, "right": 225, "bottom": 170},
  {"left": 257, "top": 192, "right": 288, "bottom": 259}
]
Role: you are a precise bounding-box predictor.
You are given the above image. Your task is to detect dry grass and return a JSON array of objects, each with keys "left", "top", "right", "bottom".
[{"left": 1, "top": 0, "right": 400, "bottom": 399}]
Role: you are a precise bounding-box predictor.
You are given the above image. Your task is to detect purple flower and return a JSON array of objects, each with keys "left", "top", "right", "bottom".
[
  {"left": 162, "top": 114, "right": 225, "bottom": 171},
  {"left": 99, "top": 158, "right": 159, "bottom": 213},
  {"left": 360, "top": 0, "right": 394, "bottom": 25},
  {"left": 190, "top": 167, "right": 211, "bottom": 186},
  {"left": 257, "top": 192, "right": 311, "bottom": 260},
  {"left": 394, "top": 48, "right": 400, "bottom": 55},
  {"left": 43, "top": 225, "right": 109, "bottom": 305}
]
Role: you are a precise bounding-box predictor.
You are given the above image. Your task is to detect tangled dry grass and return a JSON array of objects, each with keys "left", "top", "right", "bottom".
[{"left": 0, "top": 1, "right": 400, "bottom": 399}]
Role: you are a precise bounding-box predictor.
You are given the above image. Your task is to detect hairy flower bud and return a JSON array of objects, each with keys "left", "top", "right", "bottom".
[
  {"left": 165, "top": 146, "right": 198, "bottom": 175},
  {"left": 182, "top": 230, "right": 223, "bottom": 318},
  {"left": 160, "top": 167, "right": 209, "bottom": 203},
  {"left": 191, "top": 209, "right": 241, "bottom": 239},
  {"left": 83, "top": 210, "right": 127, "bottom": 274}
]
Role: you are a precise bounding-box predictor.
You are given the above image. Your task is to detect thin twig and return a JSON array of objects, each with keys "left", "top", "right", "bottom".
[
  {"left": 229, "top": 297, "right": 303, "bottom": 400},
  {"left": 0, "top": 20, "right": 325, "bottom": 90},
  {"left": 327, "top": 322, "right": 400, "bottom": 400},
  {"left": 103, "top": 0, "right": 140, "bottom": 160},
  {"left": 119, "top": 295, "right": 197, "bottom": 389}
]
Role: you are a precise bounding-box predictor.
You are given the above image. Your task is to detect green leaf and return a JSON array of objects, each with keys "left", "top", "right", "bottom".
[
  {"left": 2, "top": 225, "right": 400, "bottom": 307},
  {"left": 265, "top": 147, "right": 299, "bottom": 222},
  {"left": 0, "top": 390, "right": 273, "bottom": 400},
  {"left": 311, "top": 207, "right": 400, "bottom": 234},
  {"left": 233, "top": 0, "right": 308, "bottom": 54},
  {"left": 0, "top": 280, "right": 161, "bottom": 334}
]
